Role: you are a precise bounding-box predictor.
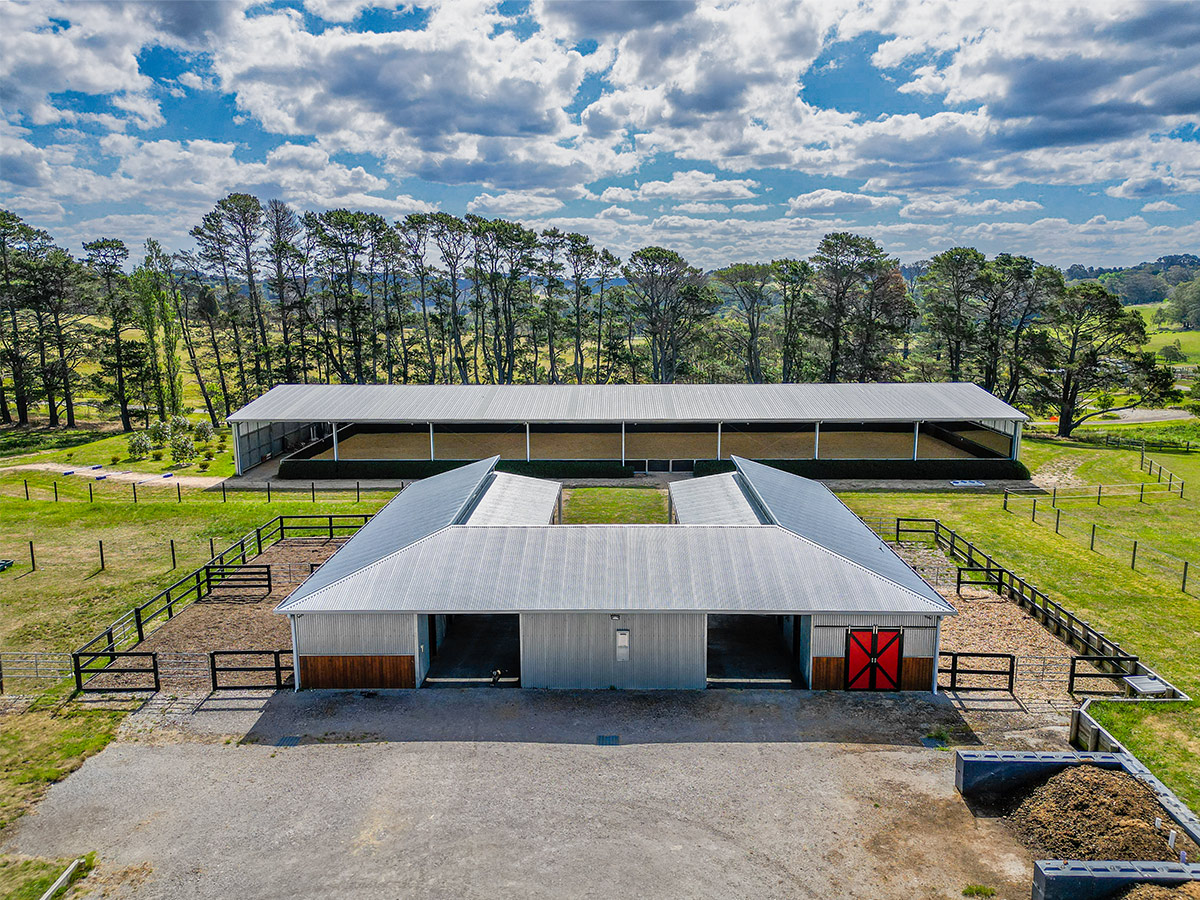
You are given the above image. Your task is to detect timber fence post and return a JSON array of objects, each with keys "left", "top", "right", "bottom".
[
  {"left": 99, "top": 540, "right": 104, "bottom": 570},
  {"left": 1132, "top": 541, "right": 1138, "bottom": 570},
  {"left": 28, "top": 541, "right": 35, "bottom": 571},
  {"left": 1091, "top": 524, "right": 1097, "bottom": 551}
]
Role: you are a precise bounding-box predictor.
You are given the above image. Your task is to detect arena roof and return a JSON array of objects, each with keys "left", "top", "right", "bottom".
[{"left": 229, "top": 382, "right": 1025, "bottom": 425}]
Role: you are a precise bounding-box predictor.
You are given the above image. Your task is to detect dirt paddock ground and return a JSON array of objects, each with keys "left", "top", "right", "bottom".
[
  {"left": 314, "top": 428, "right": 979, "bottom": 461},
  {"left": 894, "top": 543, "right": 1105, "bottom": 703},
  {"left": 81, "top": 538, "right": 346, "bottom": 691}
]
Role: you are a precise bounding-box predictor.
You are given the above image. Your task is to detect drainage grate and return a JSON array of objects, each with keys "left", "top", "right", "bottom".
[
  {"left": 596, "top": 734, "right": 619, "bottom": 746},
  {"left": 276, "top": 735, "right": 301, "bottom": 747}
]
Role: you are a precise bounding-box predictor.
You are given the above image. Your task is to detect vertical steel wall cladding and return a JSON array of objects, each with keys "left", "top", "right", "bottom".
[
  {"left": 520, "top": 612, "right": 707, "bottom": 689},
  {"left": 294, "top": 613, "right": 418, "bottom": 657}
]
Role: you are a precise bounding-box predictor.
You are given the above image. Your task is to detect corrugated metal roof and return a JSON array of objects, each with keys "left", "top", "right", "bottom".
[
  {"left": 229, "top": 382, "right": 1026, "bottom": 425},
  {"left": 281, "top": 456, "right": 499, "bottom": 607},
  {"left": 731, "top": 456, "right": 949, "bottom": 610},
  {"left": 276, "top": 525, "right": 954, "bottom": 616},
  {"left": 463, "top": 472, "right": 560, "bottom": 525},
  {"left": 668, "top": 473, "right": 765, "bottom": 525}
]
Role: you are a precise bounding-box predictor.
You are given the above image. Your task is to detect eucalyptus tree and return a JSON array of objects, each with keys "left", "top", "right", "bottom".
[
  {"left": 1034, "top": 282, "right": 1175, "bottom": 436},
  {"left": 217, "top": 192, "right": 271, "bottom": 389},
  {"left": 431, "top": 212, "right": 472, "bottom": 383},
  {"left": 564, "top": 232, "right": 596, "bottom": 383},
  {"left": 190, "top": 210, "right": 250, "bottom": 405},
  {"left": 83, "top": 237, "right": 134, "bottom": 431},
  {"left": 538, "top": 227, "right": 568, "bottom": 383},
  {"left": 712, "top": 262, "right": 774, "bottom": 383},
  {"left": 918, "top": 247, "right": 985, "bottom": 382},
  {"left": 398, "top": 213, "right": 438, "bottom": 382},
  {"left": 592, "top": 248, "right": 620, "bottom": 383},
  {"left": 771, "top": 257, "right": 814, "bottom": 383},
  {"left": 0, "top": 210, "right": 34, "bottom": 424},
  {"left": 264, "top": 199, "right": 302, "bottom": 382},
  {"left": 622, "top": 247, "right": 711, "bottom": 383},
  {"left": 974, "top": 254, "right": 1063, "bottom": 402},
  {"left": 809, "top": 232, "right": 899, "bottom": 382}
]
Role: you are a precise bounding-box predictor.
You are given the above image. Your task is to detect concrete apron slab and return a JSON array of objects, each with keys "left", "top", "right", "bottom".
[{"left": 6, "top": 690, "right": 1039, "bottom": 900}]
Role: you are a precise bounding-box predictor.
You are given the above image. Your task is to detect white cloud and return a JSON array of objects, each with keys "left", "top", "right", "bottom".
[
  {"left": 1142, "top": 200, "right": 1182, "bottom": 213},
  {"left": 596, "top": 205, "right": 648, "bottom": 221},
  {"left": 636, "top": 170, "right": 760, "bottom": 200},
  {"left": 466, "top": 191, "right": 565, "bottom": 218},
  {"left": 785, "top": 189, "right": 900, "bottom": 215},
  {"left": 732, "top": 203, "right": 769, "bottom": 212},
  {"left": 674, "top": 201, "right": 729, "bottom": 214},
  {"left": 899, "top": 196, "right": 1043, "bottom": 218}
]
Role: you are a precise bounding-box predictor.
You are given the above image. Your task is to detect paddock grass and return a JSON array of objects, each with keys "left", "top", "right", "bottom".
[
  {"left": 561, "top": 486, "right": 668, "bottom": 524},
  {"left": 0, "top": 851, "right": 94, "bottom": 900},
  {"left": 0, "top": 487, "right": 394, "bottom": 652},
  {"left": 0, "top": 428, "right": 238, "bottom": 478}
]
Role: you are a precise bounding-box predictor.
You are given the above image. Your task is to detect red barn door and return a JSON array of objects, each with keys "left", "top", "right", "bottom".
[{"left": 845, "top": 628, "right": 904, "bottom": 691}]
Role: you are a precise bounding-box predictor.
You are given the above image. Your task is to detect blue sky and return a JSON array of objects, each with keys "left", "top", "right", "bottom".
[{"left": 1, "top": 0, "right": 1198, "bottom": 268}]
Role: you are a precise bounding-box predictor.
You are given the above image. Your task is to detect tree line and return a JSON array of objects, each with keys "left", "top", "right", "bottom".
[{"left": 0, "top": 196, "right": 1178, "bottom": 438}]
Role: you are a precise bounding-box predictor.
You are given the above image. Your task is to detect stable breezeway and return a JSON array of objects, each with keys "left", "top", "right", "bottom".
[{"left": 2, "top": 689, "right": 1061, "bottom": 900}]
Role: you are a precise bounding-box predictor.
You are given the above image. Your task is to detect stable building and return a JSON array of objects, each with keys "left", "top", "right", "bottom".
[
  {"left": 228, "top": 382, "right": 1026, "bottom": 477},
  {"left": 276, "top": 456, "right": 955, "bottom": 692}
]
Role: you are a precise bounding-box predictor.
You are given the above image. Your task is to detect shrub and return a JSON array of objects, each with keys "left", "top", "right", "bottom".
[
  {"left": 193, "top": 420, "right": 215, "bottom": 443},
  {"left": 110, "top": 453, "right": 121, "bottom": 465},
  {"left": 148, "top": 420, "right": 171, "bottom": 447},
  {"left": 127, "top": 431, "right": 152, "bottom": 459},
  {"left": 198, "top": 460, "right": 210, "bottom": 472},
  {"left": 152, "top": 449, "right": 164, "bottom": 461},
  {"left": 170, "top": 414, "right": 192, "bottom": 436},
  {"left": 203, "top": 449, "right": 215, "bottom": 460},
  {"left": 170, "top": 432, "right": 196, "bottom": 465}
]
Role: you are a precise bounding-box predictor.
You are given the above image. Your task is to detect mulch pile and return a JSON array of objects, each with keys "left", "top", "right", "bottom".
[
  {"left": 1008, "top": 766, "right": 1200, "bottom": 862},
  {"left": 1119, "top": 884, "right": 1200, "bottom": 899}
]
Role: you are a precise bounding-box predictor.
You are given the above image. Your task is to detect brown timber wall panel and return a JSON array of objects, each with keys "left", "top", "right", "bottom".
[
  {"left": 299, "top": 655, "right": 416, "bottom": 689},
  {"left": 811, "top": 656, "right": 845, "bottom": 690},
  {"left": 900, "top": 656, "right": 935, "bottom": 691}
]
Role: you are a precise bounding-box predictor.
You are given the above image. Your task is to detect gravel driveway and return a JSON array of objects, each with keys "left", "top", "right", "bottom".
[{"left": 5, "top": 690, "right": 1044, "bottom": 900}]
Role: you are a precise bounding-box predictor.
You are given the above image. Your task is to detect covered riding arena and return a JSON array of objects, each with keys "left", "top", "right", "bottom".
[{"left": 227, "top": 382, "right": 1026, "bottom": 476}]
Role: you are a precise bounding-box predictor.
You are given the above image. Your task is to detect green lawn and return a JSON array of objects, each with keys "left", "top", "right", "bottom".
[
  {"left": 0, "top": 486, "right": 395, "bottom": 896},
  {"left": 0, "top": 485, "right": 394, "bottom": 652},
  {"left": 1131, "top": 301, "right": 1200, "bottom": 361},
  {"left": 1, "top": 427, "right": 238, "bottom": 478},
  {"left": 561, "top": 486, "right": 668, "bottom": 524},
  {"left": 0, "top": 853, "right": 94, "bottom": 900}
]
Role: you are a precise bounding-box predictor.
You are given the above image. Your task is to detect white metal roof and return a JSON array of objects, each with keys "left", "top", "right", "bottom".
[
  {"left": 463, "top": 472, "right": 560, "bottom": 525},
  {"left": 669, "top": 473, "right": 766, "bottom": 525},
  {"left": 730, "top": 456, "right": 948, "bottom": 608},
  {"left": 275, "top": 525, "right": 954, "bottom": 616},
  {"left": 281, "top": 456, "right": 500, "bottom": 607},
  {"left": 229, "top": 382, "right": 1026, "bottom": 425}
]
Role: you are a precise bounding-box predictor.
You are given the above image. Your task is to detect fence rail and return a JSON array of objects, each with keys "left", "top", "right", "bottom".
[
  {"left": 209, "top": 650, "right": 293, "bottom": 690},
  {"left": 0, "top": 652, "right": 73, "bottom": 693},
  {"left": 890, "top": 517, "right": 1187, "bottom": 700},
  {"left": 72, "top": 650, "right": 159, "bottom": 693},
  {"left": 69, "top": 514, "right": 371, "bottom": 692},
  {"left": 1068, "top": 655, "right": 1139, "bottom": 694},
  {"left": 938, "top": 651, "right": 1016, "bottom": 692}
]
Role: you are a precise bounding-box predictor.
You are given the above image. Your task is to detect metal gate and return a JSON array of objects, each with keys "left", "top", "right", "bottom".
[{"left": 846, "top": 628, "right": 903, "bottom": 691}]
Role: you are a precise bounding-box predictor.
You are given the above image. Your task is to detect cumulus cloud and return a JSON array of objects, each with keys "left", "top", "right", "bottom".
[
  {"left": 899, "top": 196, "right": 1043, "bottom": 218},
  {"left": 674, "top": 201, "right": 730, "bottom": 214},
  {"left": 1142, "top": 200, "right": 1182, "bottom": 213},
  {"left": 785, "top": 189, "right": 900, "bottom": 215},
  {"left": 467, "top": 191, "right": 565, "bottom": 218}
]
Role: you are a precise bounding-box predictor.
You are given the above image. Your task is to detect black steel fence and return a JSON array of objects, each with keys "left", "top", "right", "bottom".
[{"left": 938, "top": 651, "right": 1016, "bottom": 692}]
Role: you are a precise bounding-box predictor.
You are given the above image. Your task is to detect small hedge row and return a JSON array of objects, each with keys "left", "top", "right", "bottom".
[
  {"left": 276, "top": 457, "right": 634, "bottom": 480},
  {"left": 691, "top": 457, "right": 1031, "bottom": 480}
]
